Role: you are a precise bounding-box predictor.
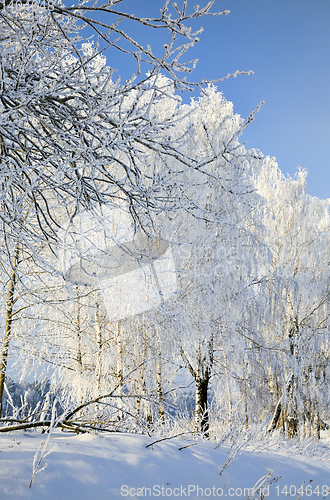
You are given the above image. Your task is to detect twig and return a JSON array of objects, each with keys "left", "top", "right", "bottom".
[
  {"left": 29, "top": 399, "right": 58, "bottom": 488},
  {"left": 146, "top": 432, "right": 191, "bottom": 448},
  {"left": 178, "top": 442, "right": 197, "bottom": 451}
]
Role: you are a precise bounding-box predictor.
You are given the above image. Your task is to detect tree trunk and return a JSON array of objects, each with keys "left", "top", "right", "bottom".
[
  {"left": 135, "top": 328, "right": 152, "bottom": 425},
  {"left": 179, "top": 338, "right": 211, "bottom": 437},
  {"left": 200, "top": 376, "right": 210, "bottom": 436},
  {"left": 268, "top": 376, "right": 299, "bottom": 436},
  {"left": 193, "top": 341, "right": 210, "bottom": 437},
  {"left": 243, "top": 361, "right": 248, "bottom": 430},
  {"left": 116, "top": 320, "right": 123, "bottom": 388},
  {"left": 135, "top": 338, "right": 141, "bottom": 417},
  {"left": 156, "top": 346, "right": 165, "bottom": 422},
  {"left": 223, "top": 351, "right": 233, "bottom": 431},
  {"left": 116, "top": 320, "right": 124, "bottom": 421},
  {"left": 287, "top": 414, "right": 298, "bottom": 438},
  {"left": 74, "top": 286, "right": 83, "bottom": 404},
  {"left": 312, "top": 405, "right": 320, "bottom": 440},
  {"left": 193, "top": 341, "right": 202, "bottom": 434},
  {"left": 194, "top": 377, "right": 210, "bottom": 435},
  {"left": 95, "top": 301, "right": 102, "bottom": 395},
  {"left": 287, "top": 376, "right": 298, "bottom": 438},
  {"left": 267, "top": 399, "right": 282, "bottom": 433},
  {"left": 0, "top": 245, "right": 19, "bottom": 417}
]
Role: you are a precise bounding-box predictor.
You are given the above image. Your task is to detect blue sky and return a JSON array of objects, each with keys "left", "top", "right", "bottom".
[
  {"left": 86, "top": 0, "right": 330, "bottom": 199},
  {"left": 193, "top": 0, "right": 330, "bottom": 200}
]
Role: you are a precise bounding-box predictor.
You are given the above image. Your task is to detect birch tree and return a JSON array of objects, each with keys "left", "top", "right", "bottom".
[
  {"left": 157, "top": 87, "right": 262, "bottom": 435},
  {"left": 252, "top": 158, "right": 330, "bottom": 438}
]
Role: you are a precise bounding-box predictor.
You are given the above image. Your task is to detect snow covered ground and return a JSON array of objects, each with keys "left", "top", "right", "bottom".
[{"left": 1, "top": 431, "right": 330, "bottom": 499}]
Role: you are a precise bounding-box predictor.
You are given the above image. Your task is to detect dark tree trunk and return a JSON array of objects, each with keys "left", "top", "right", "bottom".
[{"left": 199, "top": 376, "right": 210, "bottom": 436}]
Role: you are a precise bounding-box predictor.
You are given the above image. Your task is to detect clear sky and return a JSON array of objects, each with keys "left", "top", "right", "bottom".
[
  {"left": 191, "top": 0, "right": 330, "bottom": 200},
  {"left": 86, "top": 0, "right": 330, "bottom": 199}
]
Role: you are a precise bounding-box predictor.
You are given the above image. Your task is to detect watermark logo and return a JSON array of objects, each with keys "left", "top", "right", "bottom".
[
  {"left": 58, "top": 206, "right": 176, "bottom": 320},
  {"left": 1, "top": 0, "right": 56, "bottom": 13},
  {"left": 120, "top": 484, "right": 270, "bottom": 497}
]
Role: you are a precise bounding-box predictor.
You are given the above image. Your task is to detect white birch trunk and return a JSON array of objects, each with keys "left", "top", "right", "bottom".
[{"left": 0, "top": 245, "right": 19, "bottom": 417}]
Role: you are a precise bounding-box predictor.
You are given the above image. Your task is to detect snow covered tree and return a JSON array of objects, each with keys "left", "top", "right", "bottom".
[
  {"left": 0, "top": 231, "right": 53, "bottom": 417},
  {"left": 0, "top": 0, "right": 252, "bottom": 260},
  {"left": 250, "top": 158, "right": 330, "bottom": 438},
  {"left": 150, "top": 86, "right": 263, "bottom": 436}
]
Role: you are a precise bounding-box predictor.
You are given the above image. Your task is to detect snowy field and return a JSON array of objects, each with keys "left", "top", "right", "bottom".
[{"left": 1, "top": 431, "right": 330, "bottom": 499}]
